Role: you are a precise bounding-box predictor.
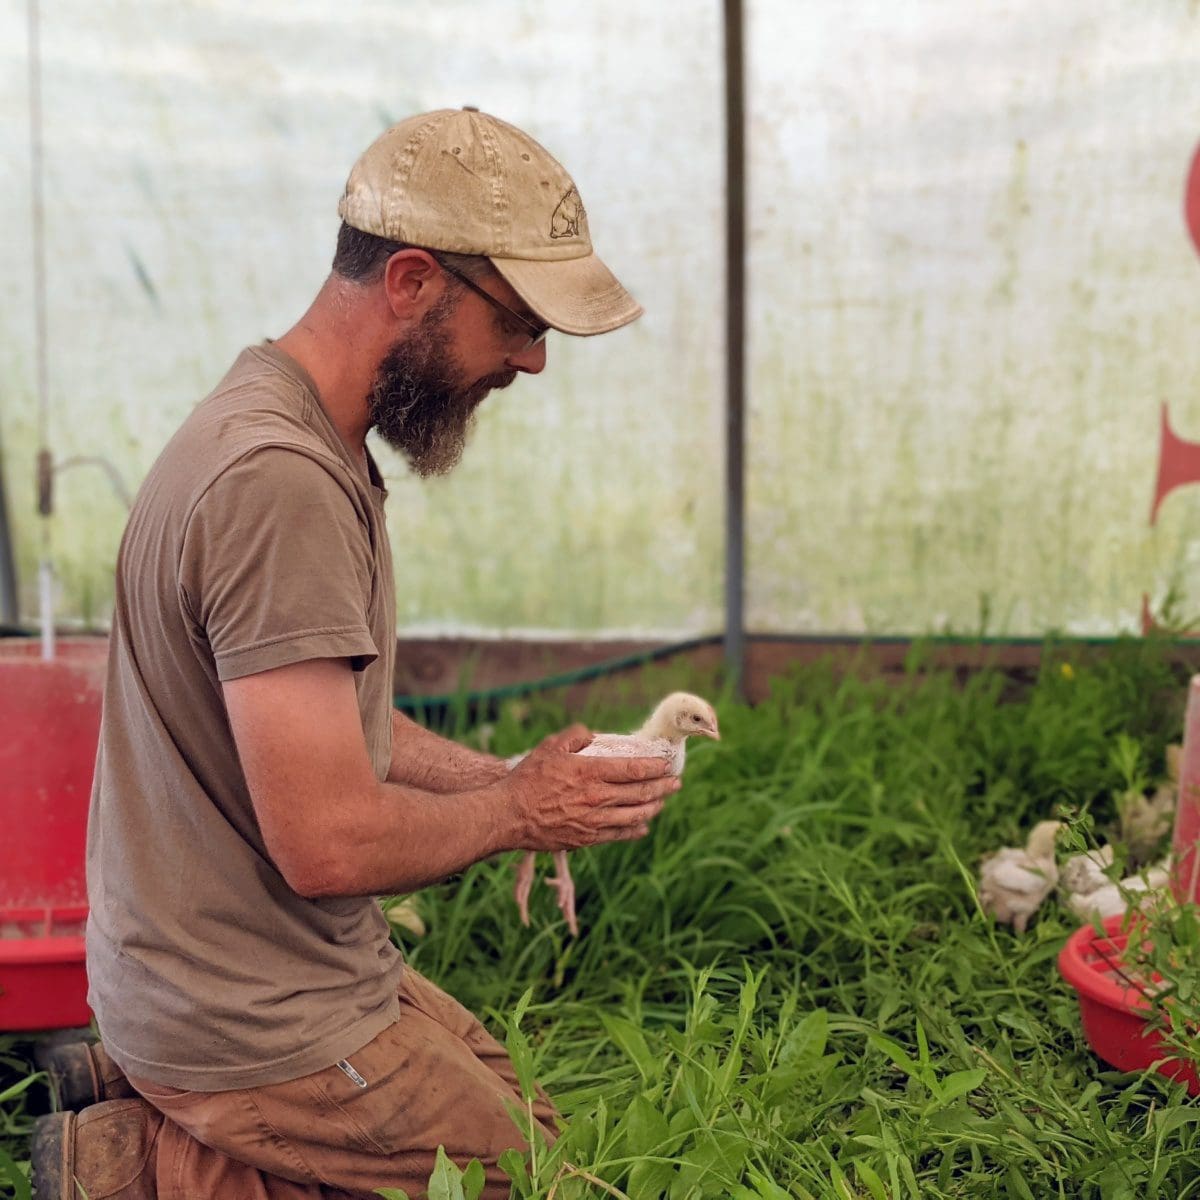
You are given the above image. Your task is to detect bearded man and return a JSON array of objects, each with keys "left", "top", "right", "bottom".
[{"left": 31, "top": 108, "right": 679, "bottom": 1200}]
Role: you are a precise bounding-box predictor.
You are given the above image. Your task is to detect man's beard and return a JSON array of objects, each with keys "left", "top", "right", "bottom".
[{"left": 367, "top": 296, "right": 517, "bottom": 478}]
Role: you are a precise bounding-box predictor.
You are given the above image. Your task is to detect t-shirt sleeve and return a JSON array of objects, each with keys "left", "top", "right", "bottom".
[{"left": 179, "top": 446, "right": 381, "bottom": 681}]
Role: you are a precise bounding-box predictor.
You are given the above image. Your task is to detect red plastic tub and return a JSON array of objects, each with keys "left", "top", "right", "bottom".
[
  {"left": 1058, "top": 672, "right": 1200, "bottom": 1094},
  {"left": 1058, "top": 913, "right": 1199, "bottom": 1095},
  {"left": 0, "top": 637, "right": 106, "bottom": 1030}
]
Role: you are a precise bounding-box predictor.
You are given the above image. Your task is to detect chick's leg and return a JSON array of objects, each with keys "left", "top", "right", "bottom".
[
  {"left": 514, "top": 852, "right": 537, "bottom": 927},
  {"left": 545, "top": 850, "right": 579, "bottom": 937}
]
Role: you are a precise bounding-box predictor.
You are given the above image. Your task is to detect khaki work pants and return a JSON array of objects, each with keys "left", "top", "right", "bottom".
[{"left": 108, "top": 967, "right": 557, "bottom": 1198}]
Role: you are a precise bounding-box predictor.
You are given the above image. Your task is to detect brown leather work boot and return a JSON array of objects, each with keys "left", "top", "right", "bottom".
[
  {"left": 30, "top": 1099, "right": 162, "bottom": 1198},
  {"left": 34, "top": 1040, "right": 138, "bottom": 1111}
]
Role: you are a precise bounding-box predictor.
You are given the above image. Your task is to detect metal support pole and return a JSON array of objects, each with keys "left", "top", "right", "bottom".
[
  {"left": 28, "top": 0, "right": 49, "bottom": 463},
  {"left": 723, "top": 0, "right": 747, "bottom": 696},
  {"left": 0, "top": 436, "right": 18, "bottom": 625}
]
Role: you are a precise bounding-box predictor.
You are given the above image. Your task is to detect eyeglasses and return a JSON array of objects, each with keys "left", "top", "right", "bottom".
[{"left": 436, "top": 258, "right": 550, "bottom": 351}]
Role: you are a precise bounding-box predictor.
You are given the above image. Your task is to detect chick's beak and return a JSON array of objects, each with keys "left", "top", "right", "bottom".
[{"left": 701, "top": 715, "right": 721, "bottom": 740}]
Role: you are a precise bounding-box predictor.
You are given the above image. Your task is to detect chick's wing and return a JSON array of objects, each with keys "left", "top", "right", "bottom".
[{"left": 578, "top": 733, "right": 675, "bottom": 760}]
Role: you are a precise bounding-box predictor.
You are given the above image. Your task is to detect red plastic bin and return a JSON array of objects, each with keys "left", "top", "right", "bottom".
[
  {"left": 1058, "top": 913, "right": 1200, "bottom": 1095},
  {"left": 0, "top": 637, "right": 106, "bottom": 1030},
  {"left": 1058, "top": 672, "right": 1200, "bottom": 1095}
]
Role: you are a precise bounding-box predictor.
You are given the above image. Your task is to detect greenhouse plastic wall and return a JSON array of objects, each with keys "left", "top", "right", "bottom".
[
  {"left": 745, "top": 1, "right": 1200, "bottom": 637},
  {"left": 3, "top": 0, "right": 1200, "bottom": 640}
]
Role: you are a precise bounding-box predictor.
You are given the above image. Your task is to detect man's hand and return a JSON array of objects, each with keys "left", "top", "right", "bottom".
[{"left": 503, "top": 725, "right": 679, "bottom": 853}]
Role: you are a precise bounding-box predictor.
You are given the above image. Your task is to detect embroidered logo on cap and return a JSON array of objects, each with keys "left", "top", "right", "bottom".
[{"left": 550, "top": 187, "right": 586, "bottom": 240}]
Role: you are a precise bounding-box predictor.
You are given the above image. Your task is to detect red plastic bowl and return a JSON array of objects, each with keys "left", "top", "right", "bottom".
[
  {"left": 1058, "top": 913, "right": 1200, "bottom": 1095},
  {"left": 0, "top": 638, "right": 105, "bottom": 1031}
]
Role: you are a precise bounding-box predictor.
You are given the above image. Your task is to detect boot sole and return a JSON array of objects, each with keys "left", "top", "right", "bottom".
[
  {"left": 29, "top": 1111, "right": 76, "bottom": 1199},
  {"left": 33, "top": 1042, "right": 102, "bottom": 1113}
]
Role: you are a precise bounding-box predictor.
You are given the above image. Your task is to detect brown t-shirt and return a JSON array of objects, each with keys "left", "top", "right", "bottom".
[{"left": 86, "top": 343, "right": 404, "bottom": 1091}]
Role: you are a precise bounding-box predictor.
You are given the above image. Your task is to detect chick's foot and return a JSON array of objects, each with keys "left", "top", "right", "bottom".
[
  {"left": 514, "top": 851, "right": 536, "bottom": 927},
  {"left": 545, "top": 850, "right": 579, "bottom": 937}
]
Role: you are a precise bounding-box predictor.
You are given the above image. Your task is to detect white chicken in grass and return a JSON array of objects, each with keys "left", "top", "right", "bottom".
[
  {"left": 978, "top": 820, "right": 1062, "bottom": 934},
  {"left": 1059, "top": 844, "right": 1116, "bottom": 898},
  {"left": 1066, "top": 862, "right": 1172, "bottom": 923},
  {"left": 507, "top": 692, "right": 720, "bottom": 936},
  {"left": 1119, "top": 743, "right": 1180, "bottom": 865}
]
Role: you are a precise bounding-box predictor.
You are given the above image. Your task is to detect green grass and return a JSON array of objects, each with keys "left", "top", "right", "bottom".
[{"left": 4, "top": 640, "right": 1200, "bottom": 1198}]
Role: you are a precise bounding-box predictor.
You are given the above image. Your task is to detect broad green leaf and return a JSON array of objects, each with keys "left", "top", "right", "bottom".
[
  {"left": 564, "top": 1108, "right": 600, "bottom": 1159},
  {"left": 373, "top": 1190, "right": 409, "bottom": 1200},
  {"left": 461, "top": 1158, "right": 486, "bottom": 1200},
  {"left": 780, "top": 1009, "right": 829, "bottom": 1065},
  {"left": 599, "top": 1013, "right": 658, "bottom": 1082},
  {"left": 716, "top": 1045, "right": 745, "bottom": 1096},
  {"left": 624, "top": 1094, "right": 671, "bottom": 1156},
  {"left": 874, "top": 985, "right": 905, "bottom": 1029},
  {"left": 627, "top": 1156, "right": 676, "bottom": 1198},
  {"left": 759, "top": 1065, "right": 808, "bottom": 1106},
  {"left": 827, "top": 1160, "right": 853, "bottom": 1200},
  {"left": 503, "top": 1020, "right": 537, "bottom": 1103},
  {"left": 1004, "top": 1166, "right": 1036, "bottom": 1200},
  {"left": 0, "top": 1148, "right": 31, "bottom": 1200},
  {"left": 854, "top": 1160, "right": 888, "bottom": 1200},
  {"left": 510, "top": 987, "right": 534, "bottom": 1027},
  {"left": 867, "top": 1032, "right": 918, "bottom": 1078},
  {"left": 427, "top": 1146, "right": 466, "bottom": 1200},
  {"left": 668, "top": 1104, "right": 700, "bottom": 1140},
  {"left": 734, "top": 965, "right": 760, "bottom": 1042},
  {"left": 934, "top": 1068, "right": 987, "bottom": 1105},
  {"left": 498, "top": 1147, "right": 529, "bottom": 1193},
  {"left": 896, "top": 1152, "right": 921, "bottom": 1198},
  {"left": 997, "top": 1011, "right": 1039, "bottom": 1041},
  {"left": 915, "top": 1020, "right": 931, "bottom": 1070},
  {"left": 924, "top": 1104, "right": 984, "bottom": 1135},
  {"left": 1154, "top": 1105, "right": 1200, "bottom": 1137},
  {"left": 671, "top": 1135, "right": 729, "bottom": 1197},
  {"left": 745, "top": 1169, "right": 795, "bottom": 1199}
]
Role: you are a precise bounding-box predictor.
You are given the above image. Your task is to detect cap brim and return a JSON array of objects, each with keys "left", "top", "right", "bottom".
[{"left": 490, "top": 252, "right": 643, "bottom": 336}]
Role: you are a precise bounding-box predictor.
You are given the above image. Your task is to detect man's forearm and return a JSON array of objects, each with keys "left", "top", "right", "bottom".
[
  {"left": 387, "top": 709, "right": 509, "bottom": 792},
  {"left": 312, "top": 777, "right": 519, "bottom": 897}
]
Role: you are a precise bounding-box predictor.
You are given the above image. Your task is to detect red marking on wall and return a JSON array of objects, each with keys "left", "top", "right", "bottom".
[
  {"left": 1150, "top": 402, "right": 1200, "bottom": 525},
  {"left": 1186, "top": 141, "right": 1200, "bottom": 259},
  {"left": 1143, "top": 142, "right": 1200, "bottom": 633}
]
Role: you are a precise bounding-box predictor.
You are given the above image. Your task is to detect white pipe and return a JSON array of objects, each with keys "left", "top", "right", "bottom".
[{"left": 39, "top": 558, "right": 54, "bottom": 661}]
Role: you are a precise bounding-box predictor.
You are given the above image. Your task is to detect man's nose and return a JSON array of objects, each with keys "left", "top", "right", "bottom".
[{"left": 506, "top": 339, "right": 547, "bottom": 375}]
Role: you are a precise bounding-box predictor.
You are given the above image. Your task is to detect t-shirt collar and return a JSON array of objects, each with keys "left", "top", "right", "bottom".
[{"left": 254, "top": 340, "right": 388, "bottom": 501}]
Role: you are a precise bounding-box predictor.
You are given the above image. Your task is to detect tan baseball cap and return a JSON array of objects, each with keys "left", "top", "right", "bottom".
[{"left": 337, "top": 107, "right": 642, "bottom": 336}]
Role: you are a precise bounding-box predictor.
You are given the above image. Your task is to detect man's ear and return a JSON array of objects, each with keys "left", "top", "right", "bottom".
[{"left": 381, "top": 249, "right": 444, "bottom": 321}]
